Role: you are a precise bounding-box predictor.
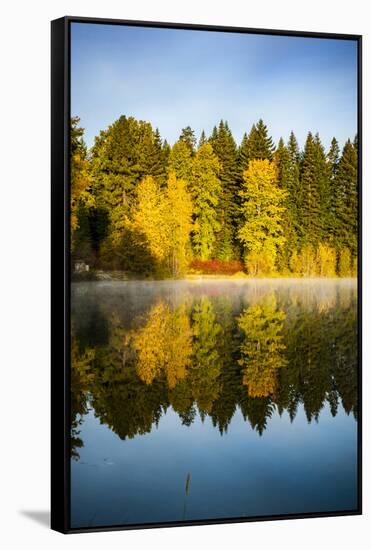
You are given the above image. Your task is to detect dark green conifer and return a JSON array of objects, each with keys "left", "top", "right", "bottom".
[
  {"left": 333, "top": 140, "right": 358, "bottom": 255},
  {"left": 209, "top": 120, "right": 239, "bottom": 259},
  {"left": 179, "top": 126, "right": 196, "bottom": 154},
  {"left": 298, "top": 132, "right": 322, "bottom": 246}
]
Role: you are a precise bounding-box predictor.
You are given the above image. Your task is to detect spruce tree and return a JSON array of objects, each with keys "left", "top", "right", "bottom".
[
  {"left": 198, "top": 130, "right": 207, "bottom": 149},
  {"left": 314, "top": 133, "right": 331, "bottom": 241},
  {"left": 139, "top": 125, "right": 168, "bottom": 184},
  {"left": 298, "top": 132, "right": 322, "bottom": 247},
  {"left": 327, "top": 137, "right": 340, "bottom": 242},
  {"left": 237, "top": 132, "right": 250, "bottom": 173},
  {"left": 239, "top": 119, "right": 275, "bottom": 173},
  {"left": 209, "top": 120, "right": 239, "bottom": 260},
  {"left": 328, "top": 137, "right": 340, "bottom": 180},
  {"left": 274, "top": 138, "right": 295, "bottom": 270},
  {"left": 191, "top": 143, "right": 222, "bottom": 259},
  {"left": 167, "top": 140, "right": 194, "bottom": 184},
  {"left": 334, "top": 140, "right": 358, "bottom": 256},
  {"left": 179, "top": 126, "right": 196, "bottom": 154},
  {"left": 162, "top": 139, "right": 171, "bottom": 165},
  {"left": 286, "top": 131, "right": 301, "bottom": 231}
]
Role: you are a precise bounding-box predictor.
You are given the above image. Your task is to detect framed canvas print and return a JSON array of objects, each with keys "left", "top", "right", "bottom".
[{"left": 51, "top": 16, "right": 362, "bottom": 533}]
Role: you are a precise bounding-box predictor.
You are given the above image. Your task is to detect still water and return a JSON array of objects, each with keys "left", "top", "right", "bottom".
[{"left": 71, "top": 279, "right": 358, "bottom": 528}]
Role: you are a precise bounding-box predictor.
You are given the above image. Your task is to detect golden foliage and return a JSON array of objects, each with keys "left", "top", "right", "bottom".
[
  {"left": 132, "top": 302, "right": 193, "bottom": 389},
  {"left": 316, "top": 244, "right": 337, "bottom": 277},
  {"left": 165, "top": 172, "right": 193, "bottom": 277},
  {"left": 238, "top": 294, "right": 287, "bottom": 398},
  {"left": 238, "top": 160, "right": 287, "bottom": 275}
]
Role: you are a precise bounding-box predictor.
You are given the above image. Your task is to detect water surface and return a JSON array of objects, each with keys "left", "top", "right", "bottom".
[{"left": 70, "top": 279, "right": 358, "bottom": 528}]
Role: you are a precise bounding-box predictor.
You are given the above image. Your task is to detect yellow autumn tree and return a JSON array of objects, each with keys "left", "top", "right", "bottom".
[
  {"left": 128, "top": 176, "right": 170, "bottom": 268},
  {"left": 165, "top": 172, "right": 193, "bottom": 277},
  {"left": 290, "top": 245, "right": 316, "bottom": 277},
  {"left": 316, "top": 243, "right": 336, "bottom": 277},
  {"left": 338, "top": 248, "right": 352, "bottom": 277},
  {"left": 238, "top": 160, "right": 287, "bottom": 276}
]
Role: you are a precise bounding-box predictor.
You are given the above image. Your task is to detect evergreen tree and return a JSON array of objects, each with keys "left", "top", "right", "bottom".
[
  {"left": 238, "top": 119, "right": 275, "bottom": 173},
  {"left": 139, "top": 125, "right": 168, "bottom": 184},
  {"left": 274, "top": 138, "right": 295, "bottom": 270},
  {"left": 70, "top": 117, "right": 94, "bottom": 235},
  {"left": 209, "top": 120, "right": 239, "bottom": 259},
  {"left": 237, "top": 132, "right": 250, "bottom": 173},
  {"left": 285, "top": 131, "right": 301, "bottom": 243},
  {"left": 274, "top": 138, "right": 291, "bottom": 186},
  {"left": 333, "top": 140, "right": 358, "bottom": 256},
  {"left": 198, "top": 130, "right": 207, "bottom": 148},
  {"left": 327, "top": 137, "right": 340, "bottom": 242},
  {"left": 190, "top": 143, "right": 222, "bottom": 259},
  {"left": 90, "top": 116, "right": 166, "bottom": 244},
  {"left": 314, "top": 133, "right": 332, "bottom": 240},
  {"left": 328, "top": 137, "right": 340, "bottom": 179},
  {"left": 179, "top": 126, "right": 196, "bottom": 154},
  {"left": 162, "top": 139, "right": 171, "bottom": 164},
  {"left": 167, "top": 140, "right": 194, "bottom": 184},
  {"left": 298, "top": 132, "right": 322, "bottom": 247}
]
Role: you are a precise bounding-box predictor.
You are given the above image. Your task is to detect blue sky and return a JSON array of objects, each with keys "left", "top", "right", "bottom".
[{"left": 71, "top": 23, "right": 358, "bottom": 151}]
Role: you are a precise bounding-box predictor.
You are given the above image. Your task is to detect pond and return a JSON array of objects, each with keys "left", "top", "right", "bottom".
[{"left": 70, "top": 278, "right": 358, "bottom": 528}]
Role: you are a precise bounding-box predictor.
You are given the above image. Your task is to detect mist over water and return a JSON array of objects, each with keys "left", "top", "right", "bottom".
[{"left": 71, "top": 278, "right": 358, "bottom": 528}]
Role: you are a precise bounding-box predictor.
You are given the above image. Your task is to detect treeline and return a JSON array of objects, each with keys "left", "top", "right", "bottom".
[
  {"left": 71, "top": 289, "right": 357, "bottom": 454},
  {"left": 71, "top": 115, "right": 358, "bottom": 277}
]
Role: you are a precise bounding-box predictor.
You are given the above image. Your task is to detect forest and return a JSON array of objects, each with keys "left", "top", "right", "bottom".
[{"left": 71, "top": 115, "right": 358, "bottom": 278}]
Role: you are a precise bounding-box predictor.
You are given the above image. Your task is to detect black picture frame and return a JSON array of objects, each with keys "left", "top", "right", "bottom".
[{"left": 51, "top": 15, "right": 362, "bottom": 534}]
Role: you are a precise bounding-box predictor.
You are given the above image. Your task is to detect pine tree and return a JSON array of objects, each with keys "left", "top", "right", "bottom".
[
  {"left": 298, "top": 132, "right": 322, "bottom": 247},
  {"left": 237, "top": 132, "right": 250, "bottom": 173},
  {"left": 167, "top": 140, "right": 194, "bottom": 184},
  {"left": 70, "top": 117, "right": 94, "bottom": 235},
  {"left": 179, "top": 126, "right": 196, "bottom": 154},
  {"left": 90, "top": 116, "right": 166, "bottom": 243},
  {"left": 209, "top": 120, "right": 239, "bottom": 260},
  {"left": 327, "top": 137, "right": 340, "bottom": 242},
  {"left": 314, "top": 133, "right": 332, "bottom": 240},
  {"left": 334, "top": 140, "right": 358, "bottom": 256},
  {"left": 238, "top": 119, "right": 275, "bottom": 173},
  {"left": 274, "top": 138, "right": 291, "bottom": 186},
  {"left": 139, "top": 125, "right": 168, "bottom": 184},
  {"left": 286, "top": 131, "right": 301, "bottom": 236},
  {"left": 198, "top": 130, "right": 207, "bottom": 149},
  {"left": 274, "top": 138, "right": 295, "bottom": 270},
  {"left": 328, "top": 137, "right": 340, "bottom": 179},
  {"left": 190, "top": 143, "right": 222, "bottom": 259}
]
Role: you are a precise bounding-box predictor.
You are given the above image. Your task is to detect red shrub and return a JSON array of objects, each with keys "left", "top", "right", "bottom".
[{"left": 190, "top": 259, "right": 244, "bottom": 275}]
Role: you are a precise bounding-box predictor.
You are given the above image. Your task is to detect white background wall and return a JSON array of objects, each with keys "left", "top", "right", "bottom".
[{"left": 0, "top": 0, "right": 369, "bottom": 548}]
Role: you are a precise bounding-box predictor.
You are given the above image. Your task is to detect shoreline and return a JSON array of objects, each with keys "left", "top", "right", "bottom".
[{"left": 72, "top": 271, "right": 357, "bottom": 283}]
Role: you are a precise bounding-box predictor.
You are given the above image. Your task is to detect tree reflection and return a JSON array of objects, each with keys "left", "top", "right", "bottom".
[
  {"left": 71, "top": 287, "right": 358, "bottom": 455},
  {"left": 131, "top": 302, "right": 193, "bottom": 389},
  {"left": 238, "top": 295, "right": 287, "bottom": 398}
]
